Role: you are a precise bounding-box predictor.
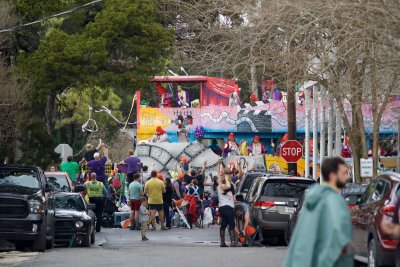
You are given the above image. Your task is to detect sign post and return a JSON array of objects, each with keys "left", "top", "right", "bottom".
[
  {"left": 280, "top": 140, "right": 304, "bottom": 164},
  {"left": 55, "top": 144, "right": 73, "bottom": 162},
  {"left": 360, "top": 158, "right": 373, "bottom": 178}
]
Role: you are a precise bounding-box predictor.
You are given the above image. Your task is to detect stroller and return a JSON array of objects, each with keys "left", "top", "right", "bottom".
[
  {"left": 173, "top": 195, "right": 204, "bottom": 229},
  {"left": 102, "top": 197, "right": 118, "bottom": 228}
]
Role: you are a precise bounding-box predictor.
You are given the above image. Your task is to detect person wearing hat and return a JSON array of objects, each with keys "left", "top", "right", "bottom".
[
  {"left": 223, "top": 133, "right": 239, "bottom": 157},
  {"left": 87, "top": 152, "right": 108, "bottom": 185},
  {"left": 149, "top": 126, "right": 169, "bottom": 143},
  {"left": 248, "top": 135, "right": 267, "bottom": 156},
  {"left": 80, "top": 139, "right": 103, "bottom": 164}
]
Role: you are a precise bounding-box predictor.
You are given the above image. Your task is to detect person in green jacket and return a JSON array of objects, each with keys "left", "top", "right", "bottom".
[
  {"left": 284, "top": 157, "right": 353, "bottom": 267},
  {"left": 60, "top": 156, "right": 79, "bottom": 184}
]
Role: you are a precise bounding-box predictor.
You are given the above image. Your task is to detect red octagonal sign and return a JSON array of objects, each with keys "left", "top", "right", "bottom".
[{"left": 280, "top": 140, "right": 303, "bottom": 163}]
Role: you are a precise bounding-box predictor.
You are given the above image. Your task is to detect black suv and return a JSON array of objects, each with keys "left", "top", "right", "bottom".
[{"left": 0, "top": 165, "right": 55, "bottom": 251}]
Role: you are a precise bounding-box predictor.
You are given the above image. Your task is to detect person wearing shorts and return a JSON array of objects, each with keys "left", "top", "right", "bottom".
[
  {"left": 144, "top": 171, "right": 166, "bottom": 230},
  {"left": 129, "top": 173, "right": 143, "bottom": 230}
]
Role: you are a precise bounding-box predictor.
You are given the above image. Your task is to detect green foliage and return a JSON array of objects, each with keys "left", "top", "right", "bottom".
[
  {"left": 13, "top": 0, "right": 174, "bottom": 166},
  {"left": 17, "top": 119, "right": 60, "bottom": 169},
  {"left": 56, "top": 86, "right": 123, "bottom": 129}
]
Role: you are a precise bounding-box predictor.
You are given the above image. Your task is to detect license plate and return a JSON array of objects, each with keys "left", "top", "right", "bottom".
[{"left": 285, "top": 207, "right": 295, "bottom": 213}]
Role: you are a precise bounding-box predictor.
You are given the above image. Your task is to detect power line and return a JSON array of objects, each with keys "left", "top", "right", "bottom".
[{"left": 0, "top": 0, "right": 103, "bottom": 33}]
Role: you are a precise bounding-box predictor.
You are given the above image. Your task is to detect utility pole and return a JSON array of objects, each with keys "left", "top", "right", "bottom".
[
  {"left": 304, "top": 87, "right": 311, "bottom": 178},
  {"left": 319, "top": 86, "right": 326, "bottom": 182},
  {"left": 312, "top": 84, "right": 319, "bottom": 181},
  {"left": 327, "top": 94, "right": 334, "bottom": 157}
]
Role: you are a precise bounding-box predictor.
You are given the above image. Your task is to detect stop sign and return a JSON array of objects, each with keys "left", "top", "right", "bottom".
[{"left": 280, "top": 140, "right": 303, "bottom": 163}]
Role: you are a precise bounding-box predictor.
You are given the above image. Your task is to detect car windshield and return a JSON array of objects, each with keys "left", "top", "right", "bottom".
[
  {"left": 262, "top": 179, "right": 314, "bottom": 198},
  {"left": 46, "top": 174, "right": 70, "bottom": 192},
  {"left": 0, "top": 168, "right": 40, "bottom": 189},
  {"left": 241, "top": 174, "right": 262, "bottom": 193},
  {"left": 55, "top": 195, "right": 85, "bottom": 211}
]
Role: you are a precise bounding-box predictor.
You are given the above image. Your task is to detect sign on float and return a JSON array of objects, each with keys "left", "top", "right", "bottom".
[{"left": 280, "top": 140, "right": 303, "bottom": 163}]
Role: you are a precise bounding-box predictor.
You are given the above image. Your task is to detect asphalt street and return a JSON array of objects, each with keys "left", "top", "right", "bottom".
[{"left": 0, "top": 226, "right": 288, "bottom": 267}]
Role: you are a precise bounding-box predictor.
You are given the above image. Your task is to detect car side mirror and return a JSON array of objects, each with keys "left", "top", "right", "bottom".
[
  {"left": 75, "top": 184, "right": 85, "bottom": 192},
  {"left": 236, "top": 194, "right": 244, "bottom": 202},
  {"left": 87, "top": 204, "right": 96, "bottom": 210}
]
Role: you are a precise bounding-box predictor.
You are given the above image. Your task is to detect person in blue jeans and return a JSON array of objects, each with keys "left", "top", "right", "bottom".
[{"left": 163, "top": 178, "right": 173, "bottom": 229}]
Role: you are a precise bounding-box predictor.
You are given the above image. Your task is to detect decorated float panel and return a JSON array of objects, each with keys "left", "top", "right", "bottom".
[
  {"left": 137, "top": 87, "right": 399, "bottom": 142},
  {"left": 134, "top": 142, "right": 267, "bottom": 179}
]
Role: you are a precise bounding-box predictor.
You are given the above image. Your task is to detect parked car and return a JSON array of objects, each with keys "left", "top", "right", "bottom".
[
  {"left": 340, "top": 183, "right": 368, "bottom": 210},
  {"left": 287, "top": 189, "right": 308, "bottom": 242},
  {"left": 45, "top": 172, "right": 74, "bottom": 192},
  {"left": 352, "top": 172, "right": 400, "bottom": 267},
  {"left": 0, "top": 165, "right": 55, "bottom": 251},
  {"left": 243, "top": 175, "right": 316, "bottom": 245},
  {"left": 236, "top": 172, "right": 267, "bottom": 200},
  {"left": 54, "top": 192, "right": 95, "bottom": 247}
]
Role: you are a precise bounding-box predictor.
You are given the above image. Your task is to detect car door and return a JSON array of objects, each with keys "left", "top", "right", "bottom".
[
  {"left": 246, "top": 177, "right": 263, "bottom": 221},
  {"left": 352, "top": 181, "right": 376, "bottom": 256},
  {"left": 354, "top": 179, "right": 389, "bottom": 258}
]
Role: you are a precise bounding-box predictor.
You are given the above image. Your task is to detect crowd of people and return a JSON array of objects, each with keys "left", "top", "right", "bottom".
[
  {"left": 52, "top": 138, "right": 257, "bottom": 246},
  {"left": 52, "top": 135, "right": 400, "bottom": 265}
]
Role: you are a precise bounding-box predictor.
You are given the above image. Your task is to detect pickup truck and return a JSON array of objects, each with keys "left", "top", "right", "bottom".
[{"left": 0, "top": 165, "right": 55, "bottom": 251}]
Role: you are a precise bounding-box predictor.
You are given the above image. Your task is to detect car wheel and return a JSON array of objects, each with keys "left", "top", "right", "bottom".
[
  {"left": 83, "top": 230, "right": 91, "bottom": 247},
  {"left": 368, "top": 238, "right": 377, "bottom": 267},
  {"left": 46, "top": 224, "right": 55, "bottom": 249},
  {"left": 32, "top": 222, "right": 47, "bottom": 252},
  {"left": 15, "top": 241, "right": 29, "bottom": 251},
  {"left": 283, "top": 228, "right": 290, "bottom": 246},
  {"left": 91, "top": 227, "right": 95, "bottom": 244}
]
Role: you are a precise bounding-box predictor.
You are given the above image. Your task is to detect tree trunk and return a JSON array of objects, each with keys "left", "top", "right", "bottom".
[
  {"left": 351, "top": 139, "right": 362, "bottom": 183},
  {"left": 372, "top": 124, "right": 379, "bottom": 177},
  {"left": 287, "top": 78, "right": 297, "bottom": 175},
  {"left": 250, "top": 64, "right": 257, "bottom": 96},
  {"left": 45, "top": 91, "right": 57, "bottom": 136}
]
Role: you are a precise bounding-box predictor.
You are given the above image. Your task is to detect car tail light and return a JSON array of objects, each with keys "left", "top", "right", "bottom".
[
  {"left": 382, "top": 239, "right": 398, "bottom": 247},
  {"left": 348, "top": 204, "right": 355, "bottom": 210},
  {"left": 381, "top": 205, "right": 395, "bottom": 217},
  {"left": 254, "top": 201, "right": 275, "bottom": 208}
]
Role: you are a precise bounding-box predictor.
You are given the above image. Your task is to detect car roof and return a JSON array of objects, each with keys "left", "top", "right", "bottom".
[
  {"left": 261, "top": 175, "right": 316, "bottom": 182},
  {"left": 44, "top": 172, "right": 68, "bottom": 176},
  {"left": 0, "top": 164, "right": 40, "bottom": 170},
  {"left": 245, "top": 172, "right": 267, "bottom": 176},
  {"left": 378, "top": 172, "right": 400, "bottom": 182}
]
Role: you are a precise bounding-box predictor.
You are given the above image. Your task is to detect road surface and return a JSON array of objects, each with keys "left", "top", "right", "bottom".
[{"left": 1, "top": 226, "right": 287, "bottom": 267}]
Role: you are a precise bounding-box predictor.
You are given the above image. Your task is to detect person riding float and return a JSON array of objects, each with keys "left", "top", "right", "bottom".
[
  {"left": 149, "top": 126, "right": 169, "bottom": 143},
  {"left": 248, "top": 135, "right": 267, "bottom": 156},
  {"left": 223, "top": 133, "right": 240, "bottom": 157}
]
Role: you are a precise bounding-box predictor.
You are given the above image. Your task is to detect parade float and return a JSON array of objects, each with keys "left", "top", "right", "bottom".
[{"left": 131, "top": 76, "right": 399, "bottom": 177}]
